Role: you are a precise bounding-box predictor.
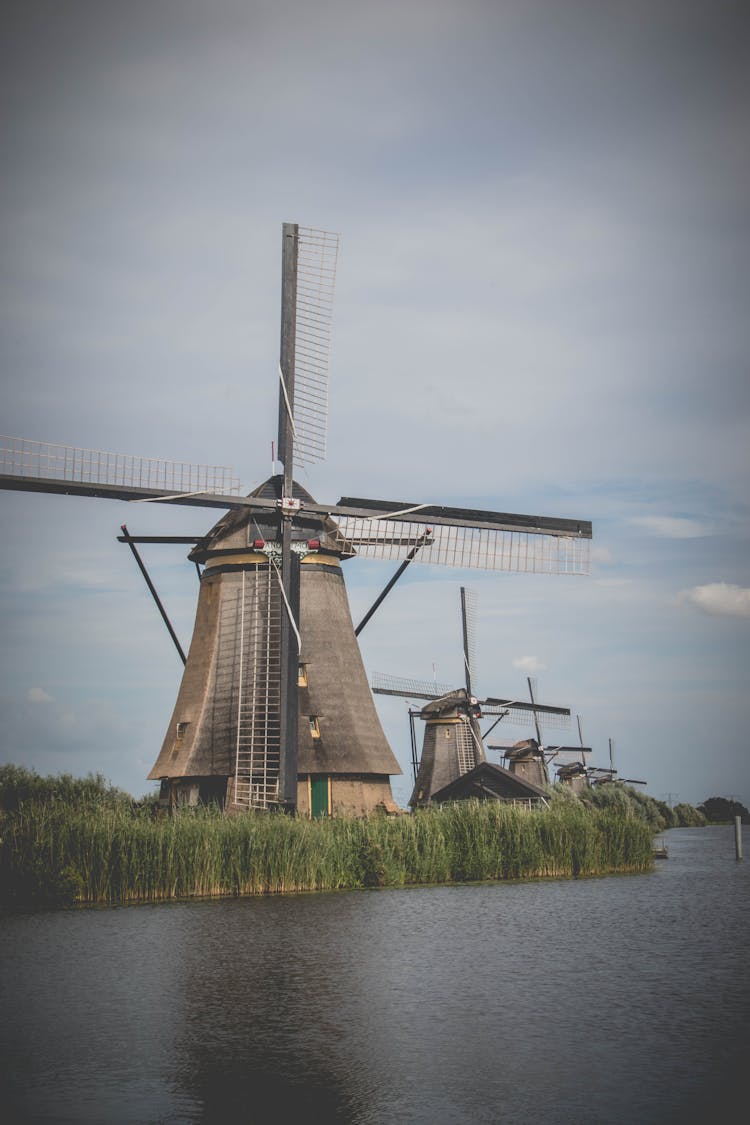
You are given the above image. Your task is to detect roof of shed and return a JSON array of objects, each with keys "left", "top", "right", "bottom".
[{"left": 430, "top": 761, "right": 549, "bottom": 804}]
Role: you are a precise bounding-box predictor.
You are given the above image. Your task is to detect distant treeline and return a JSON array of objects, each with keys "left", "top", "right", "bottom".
[
  {"left": 696, "top": 796, "right": 749, "bottom": 824},
  {"left": 0, "top": 765, "right": 668, "bottom": 908}
]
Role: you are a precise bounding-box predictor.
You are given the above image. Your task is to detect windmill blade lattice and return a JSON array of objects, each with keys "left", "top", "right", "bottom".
[
  {"left": 330, "top": 512, "right": 590, "bottom": 575},
  {"left": 370, "top": 670, "right": 456, "bottom": 701},
  {"left": 0, "top": 436, "right": 241, "bottom": 497},
  {"left": 290, "top": 227, "right": 339, "bottom": 467},
  {"left": 480, "top": 700, "right": 571, "bottom": 729},
  {"left": 461, "top": 585, "right": 478, "bottom": 694}
]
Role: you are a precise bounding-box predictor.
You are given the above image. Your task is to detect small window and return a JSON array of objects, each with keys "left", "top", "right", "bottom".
[
  {"left": 176, "top": 721, "right": 190, "bottom": 741},
  {"left": 309, "top": 716, "right": 321, "bottom": 739},
  {"left": 298, "top": 663, "right": 308, "bottom": 687}
]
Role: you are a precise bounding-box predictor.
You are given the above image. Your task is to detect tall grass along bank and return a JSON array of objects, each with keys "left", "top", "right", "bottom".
[{"left": 1, "top": 793, "right": 654, "bottom": 908}]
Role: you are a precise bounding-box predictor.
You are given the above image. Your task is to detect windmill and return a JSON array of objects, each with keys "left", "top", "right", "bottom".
[
  {"left": 371, "top": 586, "right": 573, "bottom": 806},
  {"left": 553, "top": 715, "right": 593, "bottom": 792},
  {"left": 586, "top": 738, "right": 646, "bottom": 787},
  {"left": 494, "top": 678, "right": 594, "bottom": 788},
  {"left": 0, "top": 222, "right": 592, "bottom": 816},
  {"left": 553, "top": 729, "right": 646, "bottom": 788}
]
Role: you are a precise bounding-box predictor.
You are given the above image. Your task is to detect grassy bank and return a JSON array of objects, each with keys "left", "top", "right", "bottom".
[{"left": 0, "top": 780, "right": 654, "bottom": 907}]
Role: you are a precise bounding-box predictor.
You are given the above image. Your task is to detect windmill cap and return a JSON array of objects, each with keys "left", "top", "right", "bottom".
[{"left": 188, "top": 475, "right": 344, "bottom": 562}]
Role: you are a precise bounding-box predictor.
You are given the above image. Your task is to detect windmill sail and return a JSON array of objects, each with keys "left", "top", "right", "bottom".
[
  {"left": 0, "top": 436, "right": 241, "bottom": 502},
  {"left": 275, "top": 223, "right": 340, "bottom": 809},
  {"left": 371, "top": 670, "right": 571, "bottom": 727},
  {"left": 329, "top": 501, "right": 590, "bottom": 575},
  {"left": 461, "top": 586, "right": 477, "bottom": 696}
]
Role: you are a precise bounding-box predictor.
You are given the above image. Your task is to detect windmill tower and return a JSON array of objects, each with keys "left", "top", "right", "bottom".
[
  {"left": 0, "top": 222, "right": 593, "bottom": 816},
  {"left": 553, "top": 715, "right": 592, "bottom": 793},
  {"left": 372, "top": 587, "right": 573, "bottom": 806}
]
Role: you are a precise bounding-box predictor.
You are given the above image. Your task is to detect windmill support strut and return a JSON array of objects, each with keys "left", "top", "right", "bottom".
[
  {"left": 354, "top": 531, "right": 432, "bottom": 636},
  {"left": 119, "top": 524, "right": 187, "bottom": 665}
]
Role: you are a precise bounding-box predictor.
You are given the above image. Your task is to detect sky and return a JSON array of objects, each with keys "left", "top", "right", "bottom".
[{"left": 1, "top": 0, "right": 748, "bottom": 809}]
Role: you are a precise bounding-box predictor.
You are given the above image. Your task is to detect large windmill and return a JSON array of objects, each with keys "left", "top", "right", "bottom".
[
  {"left": 0, "top": 222, "right": 592, "bottom": 816},
  {"left": 371, "top": 586, "right": 574, "bottom": 806}
]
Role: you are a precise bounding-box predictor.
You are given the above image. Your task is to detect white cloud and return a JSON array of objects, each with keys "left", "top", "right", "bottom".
[
  {"left": 27, "top": 686, "right": 53, "bottom": 704},
  {"left": 512, "top": 655, "right": 547, "bottom": 673},
  {"left": 677, "top": 583, "right": 750, "bottom": 620},
  {"left": 631, "top": 516, "right": 713, "bottom": 539}
]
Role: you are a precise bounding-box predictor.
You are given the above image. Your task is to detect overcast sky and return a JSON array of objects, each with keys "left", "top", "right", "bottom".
[{"left": 1, "top": 0, "right": 748, "bottom": 808}]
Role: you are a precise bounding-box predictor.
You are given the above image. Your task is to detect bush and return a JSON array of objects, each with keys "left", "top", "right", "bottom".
[
  {"left": 574, "top": 781, "right": 703, "bottom": 833},
  {"left": 673, "top": 803, "right": 707, "bottom": 827},
  {"left": 0, "top": 764, "right": 133, "bottom": 813}
]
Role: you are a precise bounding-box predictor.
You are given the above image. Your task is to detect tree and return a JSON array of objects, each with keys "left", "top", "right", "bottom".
[{"left": 697, "top": 797, "right": 749, "bottom": 825}]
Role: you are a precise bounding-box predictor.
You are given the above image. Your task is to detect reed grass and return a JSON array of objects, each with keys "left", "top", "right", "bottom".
[{"left": 0, "top": 793, "right": 654, "bottom": 908}]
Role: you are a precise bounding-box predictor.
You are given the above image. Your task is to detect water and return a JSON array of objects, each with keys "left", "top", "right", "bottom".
[{"left": 1, "top": 826, "right": 748, "bottom": 1124}]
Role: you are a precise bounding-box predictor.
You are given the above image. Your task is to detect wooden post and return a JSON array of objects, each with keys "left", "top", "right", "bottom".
[{"left": 735, "top": 815, "right": 743, "bottom": 860}]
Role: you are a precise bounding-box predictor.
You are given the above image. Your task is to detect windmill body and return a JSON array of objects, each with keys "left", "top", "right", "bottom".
[
  {"left": 409, "top": 688, "right": 485, "bottom": 807},
  {"left": 149, "top": 475, "right": 401, "bottom": 813},
  {"left": 501, "top": 739, "right": 549, "bottom": 789},
  {"left": 555, "top": 761, "right": 588, "bottom": 793},
  {"left": 1, "top": 223, "right": 592, "bottom": 815}
]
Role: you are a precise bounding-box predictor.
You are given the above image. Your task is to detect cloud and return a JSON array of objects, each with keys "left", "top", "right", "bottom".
[
  {"left": 631, "top": 516, "right": 713, "bottom": 539},
  {"left": 512, "top": 655, "right": 547, "bottom": 673},
  {"left": 27, "top": 687, "right": 53, "bottom": 703},
  {"left": 677, "top": 583, "right": 750, "bottom": 620}
]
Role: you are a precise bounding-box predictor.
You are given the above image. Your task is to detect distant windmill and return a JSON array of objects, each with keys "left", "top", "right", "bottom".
[
  {"left": 372, "top": 586, "right": 572, "bottom": 806},
  {"left": 554, "top": 715, "right": 593, "bottom": 791},
  {"left": 1, "top": 222, "right": 592, "bottom": 816},
  {"left": 586, "top": 737, "right": 646, "bottom": 787},
  {"left": 485, "top": 676, "right": 586, "bottom": 789}
]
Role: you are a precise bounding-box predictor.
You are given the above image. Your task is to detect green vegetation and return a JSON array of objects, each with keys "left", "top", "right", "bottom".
[
  {"left": 553, "top": 781, "right": 706, "bottom": 830},
  {"left": 0, "top": 766, "right": 656, "bottom": 908},
  {"left": 697, "top": 796, "right": 750, "bottom": 825},
  {"left": 0, "top": 763, "right": 135, "bottom": 813}
]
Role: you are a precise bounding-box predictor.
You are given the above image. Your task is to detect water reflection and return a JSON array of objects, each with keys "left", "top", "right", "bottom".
[{"left": 174, "top": 894, "right": 379, "bottom": 1123}]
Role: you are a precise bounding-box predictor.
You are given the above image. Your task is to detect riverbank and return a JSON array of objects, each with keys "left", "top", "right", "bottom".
[{"left": 0, "top": 794, "right": 655, "bottom": 908}]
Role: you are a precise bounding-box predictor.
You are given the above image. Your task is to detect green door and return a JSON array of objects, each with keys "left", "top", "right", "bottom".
[{"left": 310, "top": 776, "right": 329, "bottom": 818}]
